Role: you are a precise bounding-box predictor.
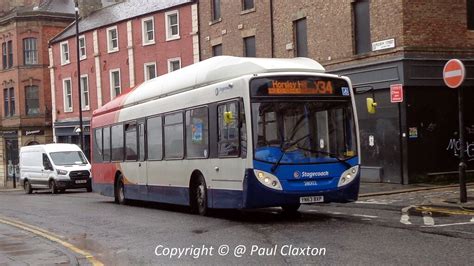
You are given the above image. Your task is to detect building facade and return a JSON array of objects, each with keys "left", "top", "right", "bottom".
[
  {"left": 50, "top": 0, "right": 199, "bottom": 159},
  {"left": 198, "top": 0, "right": 474, "bottom": 184},
  {"left": 198, "top": 0, "right": 272, "bottom": 59},
  {"left": 0, "top": 0, "right": 74, "bottom": 187}
]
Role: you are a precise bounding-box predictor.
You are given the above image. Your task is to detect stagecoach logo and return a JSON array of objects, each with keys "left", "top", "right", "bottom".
[
  {"left": 294, "top": 171, "right": 330, "bottom": 179},
  {"left": 215, "top": 84, "right": 233, "bottom": 96},
  {"left": 293, "top": 171, "right": 301, "bottom": 179}
]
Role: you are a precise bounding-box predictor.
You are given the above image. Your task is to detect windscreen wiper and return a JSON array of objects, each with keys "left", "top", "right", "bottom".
[{"left": 296, "top": 146, "right": 353, "bottom": 169}]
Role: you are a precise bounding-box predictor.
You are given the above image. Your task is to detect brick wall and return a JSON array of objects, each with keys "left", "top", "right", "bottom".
[{"left": 198, "top": 0, "right": 272, "bottom": 59}]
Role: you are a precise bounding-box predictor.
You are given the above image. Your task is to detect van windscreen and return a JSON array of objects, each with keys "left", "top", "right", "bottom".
[{"left": 49, "top": 151, "right": 88, "bottom": 166}]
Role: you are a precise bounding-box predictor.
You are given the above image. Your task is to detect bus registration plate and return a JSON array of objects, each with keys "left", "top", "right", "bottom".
[
  {"left": 300, "top": 196, "right": 324, "bottom": 204},
  {"left": 75, "top": 180, "right": 87, "bottom": 184}
]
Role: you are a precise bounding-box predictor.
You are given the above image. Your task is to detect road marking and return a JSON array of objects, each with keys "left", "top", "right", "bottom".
[
  {"left": 0, "top": 216, "right": 103, "bottom": 266},
  {"left": 422, "top": 211, "right": 435, "bottom": 226},
  {"left": 351, "top": 214, "right": 378, "bottom": 219},
  {"left": 400, "top": 205, "right": 415, "bottom": 225},
  {"left": 421, "top": 221, "right": 474, "bottom": 228}
]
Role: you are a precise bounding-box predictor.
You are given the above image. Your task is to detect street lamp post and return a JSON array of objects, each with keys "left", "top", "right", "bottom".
[{"left": 75, "top": 0, "right": 84, "bottom": 151}]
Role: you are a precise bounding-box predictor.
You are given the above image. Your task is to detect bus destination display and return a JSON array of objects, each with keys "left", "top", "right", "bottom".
[{"left": 251, "top": 77, "right": 350, "bottom": 97}]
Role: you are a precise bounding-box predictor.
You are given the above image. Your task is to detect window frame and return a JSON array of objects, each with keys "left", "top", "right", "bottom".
[
  {"left": 109, "top": 68, "right": 121, "bottom": 99},
  {"left": 80, "top": 74, "right": 90, "bottom": 111},
  {"left": 124, "top": 122, "right": 138, "bottom": 161},
  {"left": 144, "top": 62, "right": 157, "bottom": 81},
  {"left": 25, "top": 85, "right": 40, "bottom": 116},
  {"left": 23, "top": 37, "right": 38, "bottom": 65},
  {"left": 165, "top": 10, "right": 180, "bottom": 41},
  {"left": 293, "top": 18, "right": 308, "bottom": 57},
  {"left": 217, "top": 100, "right": 241, "bottom": 158},
  {"left": 60, "top": 41, "right": 70, "bottom": 65},
  {"left": 163, "top": 111, "right": 185, "bottom": 160},
  {"left": 211, "top": 0, "right": 221, "bottom": 21},
  {"left": 62, "top": 78, "right": 73, "bottom": 112},
  {"left": 106, "top": 26, "right": 119, "bottom": 53},
  {"left": 141, "top": 17, "right": 155, "bottom": 46},
  {"left": 243, "top": 36, "right": 256, "bottom": 57},
  {"left": 167, "top": 57, "right": 181, "bottom": 73},
  {"left": 185, "top": 106, "right": 210, "bottom": 159},
  {"left": 79, "top": 35, "right": 87, "bottom": 60},
  {"left": 242, "top": 0, "right": 255, "bottom": 11}
]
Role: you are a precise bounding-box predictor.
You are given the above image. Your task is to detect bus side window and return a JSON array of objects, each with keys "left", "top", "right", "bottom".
[
  {"left": 103, "top": 127, "right": 111, "bottom": 162},
  {"left": 93, "top": 128, "right": 103, "bottom": 163},
  {"left": 164, "top": 112, "right": 184, "bottom": 159},
  {"left": 125, "top": 123, "right": 138, "bottom": 161},
  {"left": 147, "top": 116, "right": 163, "bottom": 160},
  {"left": 186, "top": 107, "right": 209, "bottom": 158},
  {"left": 111, "top": 124, "right": 124, "bottom": 161},
  {"left": 218, "top": 101, "right": 239, "bottom": 157}
]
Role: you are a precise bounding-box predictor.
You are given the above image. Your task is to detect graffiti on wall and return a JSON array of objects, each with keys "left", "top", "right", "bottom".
[{"left": 446, "top": 139, "right": 474, "bottom": 161}]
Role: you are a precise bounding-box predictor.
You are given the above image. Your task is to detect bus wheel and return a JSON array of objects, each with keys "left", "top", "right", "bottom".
[
  {"left": 281, "top": 204, "right": 301, "bottom": 215},
  {"left": 24, "top": 180, "right": 32, "bottom": 194},
  {"left": 115, "top": 175, "right": 127, "bottom": 205},
  {"left": 191, "top": 175, "right": 208, "bottom": 216},
  {"left": 50, "top": 180, "right": 58, "bottom": 194}
]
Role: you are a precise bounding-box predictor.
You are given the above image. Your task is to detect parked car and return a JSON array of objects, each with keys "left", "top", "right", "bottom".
[{"left": 19, "top": 144, "right": 92, "bottom": 194}]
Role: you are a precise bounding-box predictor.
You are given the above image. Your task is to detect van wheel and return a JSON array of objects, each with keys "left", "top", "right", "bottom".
[
  {"left": 190, "top": 175, "right": 208, "bottom": 216},
  {"left": 50, "top": 180, "right": 58, "bottom": 194},
  {"left": 115, "top": 175, "right": 127, "bottom": 205},
  {"left": 24, "top": 180, "right": 32, "bottom": 194}
]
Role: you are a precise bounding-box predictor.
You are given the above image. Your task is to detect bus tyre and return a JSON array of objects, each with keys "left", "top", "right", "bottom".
[
  {"left": 24, "top": 180, "right": 32, "bottom": 194},
  {"left": 115, "top": 175, "right": 127, "bottom": 205},
  {"left": 281, "top": 204, "right": 301, "bottom": 215},
  {"left": 191, "top": 175, "right": 208, "bottom": 216},
  {"left": 50, "top": 180, "right": 58, "bottom": 194}
]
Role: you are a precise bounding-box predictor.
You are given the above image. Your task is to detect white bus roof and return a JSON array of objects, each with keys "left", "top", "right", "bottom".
[{"left": 120, "top": 56, "right": 326, "bottom": 108}]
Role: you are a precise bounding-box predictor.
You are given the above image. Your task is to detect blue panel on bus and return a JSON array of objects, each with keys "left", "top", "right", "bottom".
[
  {"left": 242, "top": 167, "right": 360, "bottom": 208},
  {"left": 252, "top": 157, "right": 358, "bottom": 192}
]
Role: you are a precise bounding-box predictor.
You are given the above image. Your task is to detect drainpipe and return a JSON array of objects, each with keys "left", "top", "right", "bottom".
[{"left": 270, "top": 0, "right": 274, "bottom": 58}]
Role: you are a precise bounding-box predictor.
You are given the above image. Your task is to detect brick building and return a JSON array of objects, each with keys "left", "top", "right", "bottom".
[
  {"left": 49, "top": 0, "right": 199, "bottom": 158},
  {"left": 198, "top": 0, "right": 272, "bottom": 59},
  {"left": 0, "top": 0, "right": 74, "bottom": 187},
  {"left": 199, "top": 0, "right": 474, "bottom": 184}
]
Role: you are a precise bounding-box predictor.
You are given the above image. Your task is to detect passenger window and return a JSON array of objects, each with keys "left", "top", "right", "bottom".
[
  {"left": 93, "top": 128, "right": 103, "bottom": 163},
  {"left": 111, "top": 124, "right": 124, "bottom": 161},
  {"left": 103, "top": 127, "right": 111, "bottom": 161},
  {"left": 218, "top": 101, "right": 239, "bottom": 157},
  {"left": 42, "top": 154, "right": 52, "bottom": 170},
  {"left": 125, "top": 123, "right": 138, "bottom": 161},
  {"left": 147, "top": 116, "right": 163, "bottom": 160},
  {"left": 186, "top": 107, "right": 209, "bottom": 158},
  {"left": 164, "top": 112, "right": 184, "bottom": 159}
]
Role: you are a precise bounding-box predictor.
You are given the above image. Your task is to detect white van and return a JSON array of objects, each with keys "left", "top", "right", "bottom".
[{"left": 19, "top": 144, "right": 92, "bottom": 194}]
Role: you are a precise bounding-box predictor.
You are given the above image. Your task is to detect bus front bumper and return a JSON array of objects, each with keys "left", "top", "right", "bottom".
[{"left": 242, "top": 170, "right": 360, "bottom": 209}]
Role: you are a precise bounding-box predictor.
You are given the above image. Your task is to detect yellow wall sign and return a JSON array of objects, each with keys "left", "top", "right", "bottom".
[{"left": 268, "top": 80, "right": 334, "bottom": 95}]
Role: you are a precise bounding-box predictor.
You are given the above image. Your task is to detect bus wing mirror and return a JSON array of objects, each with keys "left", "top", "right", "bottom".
[{"left": 366, "top": 97, "right": 377, "bottom": 114}]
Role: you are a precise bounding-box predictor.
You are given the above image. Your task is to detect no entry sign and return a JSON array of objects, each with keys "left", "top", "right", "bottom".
[{"left": 443, "top": 59, "right": 465, "bottom": 89}]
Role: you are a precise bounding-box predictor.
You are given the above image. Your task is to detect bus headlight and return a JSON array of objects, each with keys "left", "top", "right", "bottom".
[
  {"left": 338, "top": 165, "right": 359, "bottom": 187},
  {"left": 253, "top": 170, "right": 283, "bottom": 190}
]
